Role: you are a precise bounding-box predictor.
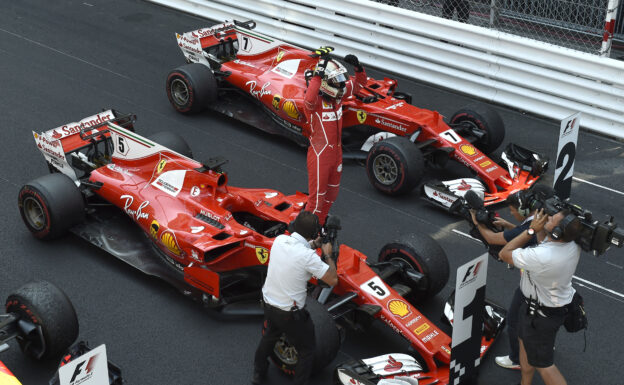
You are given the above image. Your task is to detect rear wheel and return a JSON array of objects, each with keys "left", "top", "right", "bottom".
[
  {"left": 270, "top": 296, "right": 340, "bottom": 374},
  {"left": 148, "top": 131, "right": 193, "bottom": 158},
  {"left": 366, "top": 136, "right": 424, "bottom": 195},
  {"left": 379, "top": 233, "right": 449, "bottom": 303},
  {"left": 166, "top": 63, "right": 217, "bottom": 114},
  {"left": 5, "top": 281, "right": 79, "bottom": 360},
  {"left": 449, "top": 104, "right": 505, "bottom": 155},
  {"left": 18, "top": 173, "right": 85, "bottom": 240}
]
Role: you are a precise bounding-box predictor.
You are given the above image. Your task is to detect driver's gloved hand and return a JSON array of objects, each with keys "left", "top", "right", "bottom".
[{"left": 344, "top": 54, "right": 363, "bottom": 72}]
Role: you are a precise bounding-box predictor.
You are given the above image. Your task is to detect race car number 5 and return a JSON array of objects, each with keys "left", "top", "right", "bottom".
[{"left": 360, "top": 276, "right": 390, "bottom": 299}]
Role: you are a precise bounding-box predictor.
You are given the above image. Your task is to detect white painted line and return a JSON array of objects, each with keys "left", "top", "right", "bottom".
[
  {"left": 572, "top": 275, "right": 624, "bottom": 299},
  {"left": 573, "top": 177, "right": 624, "bottom": 196},
  {"left": 606, "top": 261, "right": 623, "bottom": 269},
  {"left": 452, "top": 229, "right": 480, "bottom": 242},
  {"left": 452, "top": 228, "right": 624, "bottom": 300},
  {"left": 575, "top": 282, "right": 624, "bottom": 304}
]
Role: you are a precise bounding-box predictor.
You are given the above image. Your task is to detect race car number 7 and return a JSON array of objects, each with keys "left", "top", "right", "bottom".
[
  {"left": 360, "top": 276, "right": 390, "bottom": 299},
  {"left": 440, "top": 129, "right": 461, "bottom": 144}
]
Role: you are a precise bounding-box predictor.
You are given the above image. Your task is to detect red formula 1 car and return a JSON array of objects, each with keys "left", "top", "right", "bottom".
[
  {"left": 19, "top": 111, "right": 505, "bottom": 383},
  {"left": 166, "top": 20, "right": 548, "bottom": 208}
]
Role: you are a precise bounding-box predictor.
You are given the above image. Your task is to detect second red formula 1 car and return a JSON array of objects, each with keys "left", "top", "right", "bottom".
[
  {"left": 20, "top": 111, "right": 505, "bottom": 383},
  {"left": 166, "top": 20, "right": 548, "bottom": 208}
]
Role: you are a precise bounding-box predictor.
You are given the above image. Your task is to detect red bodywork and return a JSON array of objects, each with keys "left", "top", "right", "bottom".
[
  {"left": 38, "top": 113, "right": 499, "bottom": 385},
  {"left": 176, "top": 22, "right": 541, "bottom": 206}
]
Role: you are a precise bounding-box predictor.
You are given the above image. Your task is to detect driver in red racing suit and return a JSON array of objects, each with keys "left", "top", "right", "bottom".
[{"left": 303, "top": 51, "right": 367, "bottom": 225}]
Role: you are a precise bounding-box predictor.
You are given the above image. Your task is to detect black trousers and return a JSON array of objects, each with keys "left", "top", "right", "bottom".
[
  {"left": 254, "top": 303, "right": 316, "bottom": 385},
  {"left": 507, "top": 287, "right": 524, "bottom": 364}
]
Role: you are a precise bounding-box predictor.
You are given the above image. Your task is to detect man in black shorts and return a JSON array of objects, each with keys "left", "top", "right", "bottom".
[{"left": 500, "top": 208, "right": 582, "bottom": 385}]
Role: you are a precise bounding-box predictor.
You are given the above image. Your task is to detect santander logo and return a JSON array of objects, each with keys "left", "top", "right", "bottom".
[{"left": 384, "top": 356, "right": 403, "bottom": 372}]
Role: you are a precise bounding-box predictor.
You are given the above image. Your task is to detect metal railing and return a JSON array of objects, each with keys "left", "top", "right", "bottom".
[{"left": 150, "top": 0, "right": 624, "bottom": 139}]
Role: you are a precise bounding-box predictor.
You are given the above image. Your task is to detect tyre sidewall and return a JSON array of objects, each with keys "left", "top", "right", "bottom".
[
  {"left": 166, "top": 70, "right": 197, "bottom": 113},
  {"left": 450, "top": 105, "right": 505, "bottom": 154},
  {"left": 18, "top": 185, "right": 53, "bottom": 239},
  {"left": 270, "top": 296, "right": 340, "bottom": 375},
  {"left": 5, "top": 281, "right": 79, "bottom": 359},
  {"left": 367, "top": 142, "right": 407, "bottom": 194},
  {"left": 18, "top": 174, "right": 85, "bottom": 241},
  {"left": 379, "top": 233, "right": 449, "bottom": 301}
]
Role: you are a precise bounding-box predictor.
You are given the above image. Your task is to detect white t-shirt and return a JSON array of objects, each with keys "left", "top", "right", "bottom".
[
  {"left": 262, "top": 232, "right": 329, "bottom": 310},
  {"left": 512, "top": 238, "right": 581, "bottom": 307}
]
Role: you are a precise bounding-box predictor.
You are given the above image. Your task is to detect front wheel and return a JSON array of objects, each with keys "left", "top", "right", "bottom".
[
  {"left": 18, "top": 173, "right": 85, "bottom": 240},
  {"left": 379, "top": 233, "right": 449, "bottom": 303},
  {"left": 366, "top": 136, "right": 424, "bottom": 196},
  {"left": 449, "top": 104, "right": 505, "bottom": 155},
  {"left": 5, "top": 281, "right": 79, "bottom": 360},
  {"left": 166, "top": 63, "right": 217, "bottom": 114},
  {"left": 270, "top": 296, "right": 340, "bottom": 375}
]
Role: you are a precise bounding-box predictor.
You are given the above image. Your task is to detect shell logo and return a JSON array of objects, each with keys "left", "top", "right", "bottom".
[
  {"left": 272, "top": 95, "right": 282, "bottom": 110},
  {"left": 256, "top": 247, "right": 269, "bottom": 264},
  {"left": 283, "top": 100, "right": 300, "bottom": 120},
  {"left": 161, "top": 231, "right": 181, "bottom": 256},
  {"left": 387, "top": 299, "right": 411, "bottom": 318},
  {"left": 460, "top": 144, "right": 477, "bottom": 156},
  {"left": 150, "top": 220, "right": 159, "bottom": 239}
]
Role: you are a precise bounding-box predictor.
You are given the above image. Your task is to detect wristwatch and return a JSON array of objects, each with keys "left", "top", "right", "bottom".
[{"left": 527, "top": 228, "right": 535, "bottom": 236}]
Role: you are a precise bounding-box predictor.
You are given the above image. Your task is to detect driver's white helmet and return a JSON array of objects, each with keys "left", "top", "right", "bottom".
[{"left": 317, "top": 60, "right": 348, "bottom": 99}]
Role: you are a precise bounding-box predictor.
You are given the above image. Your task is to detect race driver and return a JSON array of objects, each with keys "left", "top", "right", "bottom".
[{"left": 302, "top": 48, "right": 367, "bottom": 225}]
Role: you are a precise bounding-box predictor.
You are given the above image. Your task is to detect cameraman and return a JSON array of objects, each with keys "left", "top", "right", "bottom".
[
  {"left": 470, "top": 185, "right": 553, "bottom": 371},
  {"left": 252, "top": 211, "right": 337, "bottom": 385},
  {"left": 500, "top": 208, "right": 582, "bottom": 385}
]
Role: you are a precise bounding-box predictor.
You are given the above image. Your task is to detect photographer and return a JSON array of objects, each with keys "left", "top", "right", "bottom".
[
  {"left": 470, "top": 185, "right": 554, "bottom": 371},
  {"left": 500, "top": 208, "right": 582, "bottom": 385},
  {"left": 252, "top": 211, "right": 337, "bottom": 385}
]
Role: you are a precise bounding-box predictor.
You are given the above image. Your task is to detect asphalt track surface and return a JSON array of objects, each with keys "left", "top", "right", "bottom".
[{"left": 1, "top": 1, "right": 623, "bottom": 384}]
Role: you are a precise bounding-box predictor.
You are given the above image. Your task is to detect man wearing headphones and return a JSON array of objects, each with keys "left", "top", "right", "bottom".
[
  {"left": 252, "top": 211, "right": 338, "bottom": 385},
  {"left": 500, "top": 208, "right": 582, "bottom": 385},
  {"left": 471, "top": 185, "right": 554, "bottom": 371}
]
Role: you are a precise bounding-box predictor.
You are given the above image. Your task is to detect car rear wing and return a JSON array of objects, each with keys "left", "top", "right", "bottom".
[
  {"left": 32, "top": 109, "right": 136, "bottom": 180},
  {"left": 176, "top": 20, "right": 282, "bottom": 68}
]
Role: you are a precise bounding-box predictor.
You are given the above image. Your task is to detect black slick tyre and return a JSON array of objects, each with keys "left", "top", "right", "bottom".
[
  {"left": 148, "top": 131, "right": 193, "bottom": 158},
  {"left": 449, "top": 104, "right": 505, "bottom": 155},
  {"left": 270, "top": 296, "right": 340, "bottom": 375},
  {"left": 18, "top": 173, "right": 85, "bottom": 241},
  {"left": 366, "top": 136, "right": 424, "bottom": 196},
  {"left": 379, "top": 233, "right": 449, "bottom": 303},
  {"left": 166, "top": 63, "right": 217, "bottom": 114},
  {"left": 5, "top": 281, "right": 79, "bottom": 360}
]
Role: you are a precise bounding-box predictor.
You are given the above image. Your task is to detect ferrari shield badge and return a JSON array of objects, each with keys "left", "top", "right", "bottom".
[
  {"left": 357, "top": 110, "right": 367, "bottom": 124},
  {"left": 272, "top": 95, "right": 281, "bottom": 110},
  {"left": 256, "top": 247, "right": 269, "bottom": 264},
  {"left": 276, "top": 50, "right": 285, "bottom": 62},
  {"left": 157, "top": 159, "right": 167, "bottom": 173}
]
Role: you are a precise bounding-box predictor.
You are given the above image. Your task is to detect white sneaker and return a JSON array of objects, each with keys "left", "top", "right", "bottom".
[{"left": 495, "top": 355, "right": 521, "bottom": 370}]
